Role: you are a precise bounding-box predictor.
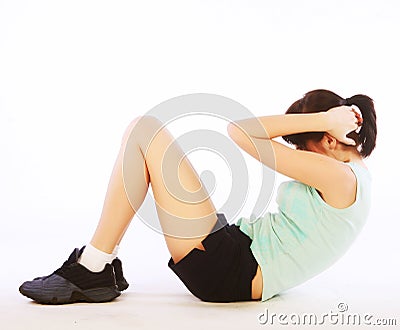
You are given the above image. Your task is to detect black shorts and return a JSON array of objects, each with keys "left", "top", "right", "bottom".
[{"left": 168, "top": 213, "right": 258, "bottom": 302}]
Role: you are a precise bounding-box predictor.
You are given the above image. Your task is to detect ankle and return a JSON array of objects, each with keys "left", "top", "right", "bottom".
[{"left": 78, "top": 243, "right": 114, "bottom": 272}]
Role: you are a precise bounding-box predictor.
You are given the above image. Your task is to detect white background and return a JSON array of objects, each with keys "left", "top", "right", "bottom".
[{"left": 1, "top": 0, "right": 399, "bottom": 325}]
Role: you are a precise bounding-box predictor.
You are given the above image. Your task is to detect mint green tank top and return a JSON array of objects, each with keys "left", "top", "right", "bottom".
[{"left": 236, "top": 162, "right": 372, "bottom": 301}]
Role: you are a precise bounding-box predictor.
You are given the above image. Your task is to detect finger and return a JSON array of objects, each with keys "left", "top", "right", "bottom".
[
  {"left": 350, "top": 122, "right": 358, "bottom": 130},
  {"left": 342, "top": 137, "right": 357, "bottom": 146},
  {"left": 349, "top": 109, "right": 358, "bottom": 121},
  {"left": 352, "top": 110, "right": 361, "bottom": 120},
  {"left": 350, "top": 111, "right": 360, "bottom": 125},
  {"left": 351, "top": 106, "right": 363, "bottom": 121}
]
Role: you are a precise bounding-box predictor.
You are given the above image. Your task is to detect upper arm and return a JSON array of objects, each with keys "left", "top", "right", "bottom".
[{"left": 227, "top": 123, "right": 356, "bottom": 206}]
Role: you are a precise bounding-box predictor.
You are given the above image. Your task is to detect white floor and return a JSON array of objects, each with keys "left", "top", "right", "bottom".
[
  {"left": 3, "top": 214, "right": 399, "bottom": 330},
  {"left": 3, "top": 279, "right": 398, "bottom": 330}
]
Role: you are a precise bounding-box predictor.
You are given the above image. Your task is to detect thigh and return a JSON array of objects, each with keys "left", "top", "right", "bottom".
[{"left": 125, "top": 116, "right": 218, "bottom": 263}]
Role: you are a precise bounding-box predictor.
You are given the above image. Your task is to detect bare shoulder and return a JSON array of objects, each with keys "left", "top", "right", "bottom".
[{"left": 320, "top": 163, "right": 357, "bottom": 208}]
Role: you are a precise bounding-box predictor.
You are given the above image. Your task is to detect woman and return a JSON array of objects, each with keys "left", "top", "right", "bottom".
[{"left": 19, "top": 89, "right": 376, "bottom": 304}]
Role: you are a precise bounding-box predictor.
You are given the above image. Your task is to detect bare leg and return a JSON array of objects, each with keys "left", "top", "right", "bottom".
[
  {"left": 90, "top": 116, "right": 218, "bottom": 263},
  {"left": 89, "top": 118, "right": 143, "bottom": 253}
]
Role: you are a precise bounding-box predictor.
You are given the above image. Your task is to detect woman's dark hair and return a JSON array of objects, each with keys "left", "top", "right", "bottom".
[{"left": 282, "top": 89, "right": 377, "bottom": 157}]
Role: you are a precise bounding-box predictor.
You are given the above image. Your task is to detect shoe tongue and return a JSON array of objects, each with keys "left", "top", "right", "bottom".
[
  {"left": 65, "top": 248, "right": 82, "bottom": 265},
  {"left": 79, "top": 245, "right": 86, "bottom": 256}
]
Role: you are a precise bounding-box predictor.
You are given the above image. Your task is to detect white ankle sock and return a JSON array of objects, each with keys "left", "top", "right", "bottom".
[
  {"left": 78, "top": 243, "right": 115, "bottom": 272},
  {"left": 111, "top": 245, "right": 120, "bottom": 260}
]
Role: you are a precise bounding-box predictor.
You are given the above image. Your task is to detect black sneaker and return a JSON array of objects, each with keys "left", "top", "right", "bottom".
[
  {"left": 19, "top": 248, "right": 120, "bottom": 304},
  {"left": 32, "top": 247, "right": 130, "bottom": 292},
  {"left": 112, "top": 258, "right": 129, "bottom": 291}
]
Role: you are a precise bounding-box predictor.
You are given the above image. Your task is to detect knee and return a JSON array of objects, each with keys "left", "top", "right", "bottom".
[
  {"left": 122, "top": 116, "right": 142, "bottom": 145},
  {"left": 139, "top": 115, "right": 163, "bottom": 128},
  {"left": 121, "top": 115, "right": 163, "bottom": 145}
]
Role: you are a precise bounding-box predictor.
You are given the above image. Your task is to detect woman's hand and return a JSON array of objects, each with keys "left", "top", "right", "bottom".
[{"left": 325, "top": 106, "right": 362, "bottom": 145}]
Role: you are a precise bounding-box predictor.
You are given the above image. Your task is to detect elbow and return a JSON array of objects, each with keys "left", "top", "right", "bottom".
[
  {"left": 227, "top": 122, "right": 250, "bottom": 148},
  {"left": 227, "top": 122, "right": 240, "bottom": 141}
]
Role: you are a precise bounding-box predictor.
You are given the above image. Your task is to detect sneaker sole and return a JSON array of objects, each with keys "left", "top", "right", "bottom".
[{"left": 19, "top": 274, "right": 121, "bottom": 305}]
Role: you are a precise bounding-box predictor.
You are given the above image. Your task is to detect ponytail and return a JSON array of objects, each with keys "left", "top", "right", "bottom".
[
  {"left": 283, "top": 89, "right": 377, "bottom": 158},
  {"left": 345, "top": 95, "right": 377, "bottom": 157}
]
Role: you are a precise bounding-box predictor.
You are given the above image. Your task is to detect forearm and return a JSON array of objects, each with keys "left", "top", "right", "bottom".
[{"left": 230, "top": 112, "right": 330, "bottom": 139}]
